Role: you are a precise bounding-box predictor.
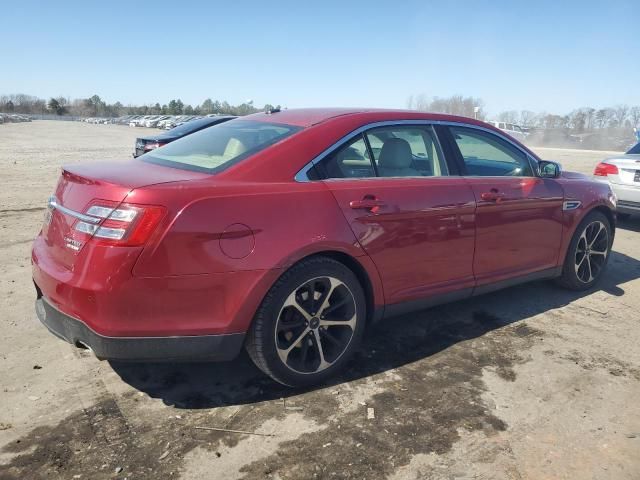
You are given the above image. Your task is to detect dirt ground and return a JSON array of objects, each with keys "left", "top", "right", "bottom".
[{"left": 1, "top": 121, "right": 639, "bottom": 480}]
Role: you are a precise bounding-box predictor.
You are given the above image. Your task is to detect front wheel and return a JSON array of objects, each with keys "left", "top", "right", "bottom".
[
  {"left": 556, "top": 211, "right": 612, "bottom": 291},
  {"left": 246, "top": 257, "right": 366, "bottom": 387}
]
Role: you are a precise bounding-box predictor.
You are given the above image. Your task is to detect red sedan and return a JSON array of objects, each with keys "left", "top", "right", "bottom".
[{"left": 32, "top": 109, "right": 616, "bottom": 387}]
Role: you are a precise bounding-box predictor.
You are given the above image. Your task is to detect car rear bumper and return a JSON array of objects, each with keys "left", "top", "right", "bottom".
[
  {"left": 32, "top": 233, "right": 280, "bottom": 337},
  {"left": 36, "top": 296, "right": 245, "bottom": 361},
  {"left": 617, "top": 200, "right": 640, "bottom": 214},
  {"left": 610, "top": 183, "right": 640, "bottom": 214}
]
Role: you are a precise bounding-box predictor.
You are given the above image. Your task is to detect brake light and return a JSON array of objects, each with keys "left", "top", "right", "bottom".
[
  {"left": 594, "top": 162, "right": 619, "bottom": 176},
  {"left": 73, "top": 200, "right": 166, "bottom": 246},
  {"left": 144, "top": 142, "right": 166, "bottom": 151}
]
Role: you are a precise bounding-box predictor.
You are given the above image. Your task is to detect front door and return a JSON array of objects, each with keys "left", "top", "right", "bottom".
[{"left": 444, "top": 125, "right": 564, "bottom": 285}]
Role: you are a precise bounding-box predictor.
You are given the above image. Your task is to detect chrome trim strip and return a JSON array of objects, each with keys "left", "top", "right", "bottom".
[
  {"left": 563, "top": 200, "right": 582, "bottom": 211},
  {"left": 294, "top": 119, "right": 540, "bottom": 182},
  {"left": 48, "top": 196, "right": 101, "bottom": 224}
]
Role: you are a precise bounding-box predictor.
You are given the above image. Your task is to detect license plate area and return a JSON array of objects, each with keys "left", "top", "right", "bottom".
[{"left": 634, "top": 170, "right": 640, "bottom": 182}]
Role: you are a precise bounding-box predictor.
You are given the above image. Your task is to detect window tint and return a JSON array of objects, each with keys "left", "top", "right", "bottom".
[
  {"left": 168, "top": 116, "right": 231, "bottom": 135},
  {"left": 141, "top": 120, "right": 299, "bottom": 173},
  {"left": 627, "top": 142, "right": 640, "bottom": 155},
  {"left": 315, "top": 134, "right": 375, "bottom": 179},
  {"left": 365, "top": 125, "right": 448, "bottom": 177},
  {"left": 450, "top": 126, "right": 533, "bottom": 177}
]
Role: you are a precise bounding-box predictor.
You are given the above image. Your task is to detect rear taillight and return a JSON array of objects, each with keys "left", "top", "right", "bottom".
[
  {"left": 73, "top": 200, "right": 166, "bottom": 246},
  {"left": 144, "top": 142, "right": 166, "bottom": 152},
  {"left": 594, "top": 162, "right": 619, "bottom": 176}
]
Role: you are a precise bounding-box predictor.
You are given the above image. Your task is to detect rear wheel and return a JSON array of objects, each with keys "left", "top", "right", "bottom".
[
  {"left": 557, "top": 211, "right": 612, "bottom": 290},
  {"left": 246, "top": 257, "right": 366, "bottom": 387}
]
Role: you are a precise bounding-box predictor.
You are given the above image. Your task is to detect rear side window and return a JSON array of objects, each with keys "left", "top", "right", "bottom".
[
  {"left": 141, "top": 120, "right": 300, "bottom": 173},
  {"left": 449, "top": 126, "right": 533, "bottom": 177},
  {"left": 366, "top": 125, "right": 448, "bottom": 177},
  {"left": 314, "top": 125, "right": 448, "bottom": 179},
  {"left": 314, "top": 134, "right": 376, "bottom": 179},
  {"left": 628, "top": 142, "right": 640, "bottom": 155}
]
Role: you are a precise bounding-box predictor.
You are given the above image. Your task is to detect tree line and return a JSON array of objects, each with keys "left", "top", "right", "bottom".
[
  {"left": 407, "top": 94, "right": 640, "bottom": 131},
  {"left": 3, "top": 92, "right": 639, "bottom": 130},
  {"left": 0, "top": 93, "right": 280, "bottom": 117}
]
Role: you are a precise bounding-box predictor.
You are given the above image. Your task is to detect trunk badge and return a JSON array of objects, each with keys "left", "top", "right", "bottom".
[{"left": 64, "top": 237, "right": 83, "bottom": 251}]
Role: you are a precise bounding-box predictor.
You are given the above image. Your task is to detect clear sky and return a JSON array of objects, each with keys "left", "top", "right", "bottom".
[{"left": 1, "top": 0, "right": 637, "bottom": 115}]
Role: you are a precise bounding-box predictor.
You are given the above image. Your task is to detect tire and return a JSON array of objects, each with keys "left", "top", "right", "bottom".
[
  {"left": 556, "top": 211, "right": 613, "bottom": 291},
  {"left": 246, "top": 256, "right": 366, "bottom": 387}
]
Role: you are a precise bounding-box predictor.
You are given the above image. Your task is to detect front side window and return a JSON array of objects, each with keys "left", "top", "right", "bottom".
[
  {"left": 449, "top": 126, "right": 533, "bottom": 177},
  {"left": 141, "top": 120, "right": 300, "bottom": 173},
  {"left": 365, "top": 125, "right": 448, "bottom": 177}
]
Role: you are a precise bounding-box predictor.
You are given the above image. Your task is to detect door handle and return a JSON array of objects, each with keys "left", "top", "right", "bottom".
[
  {"left": 480, "top": 190, "right": 505, "bottom": 202},
  {"left": 349, "top": 198, "right": 386, "bottom": 210}
]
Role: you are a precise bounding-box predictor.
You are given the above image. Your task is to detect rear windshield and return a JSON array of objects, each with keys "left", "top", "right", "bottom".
[
  {"left": 627, "top": 142, "right": 640, "bottom": 155},
  {"left": 141, "top": 119, "right": 300, "bottom": 173}
]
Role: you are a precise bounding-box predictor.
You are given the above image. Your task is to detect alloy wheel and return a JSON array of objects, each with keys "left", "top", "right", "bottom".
[
  {"left": 274, "top": 276, "right": 357, "bottom": 374},
  {"left": 574, "top": 221, "right": 609, "bottom": 283}
]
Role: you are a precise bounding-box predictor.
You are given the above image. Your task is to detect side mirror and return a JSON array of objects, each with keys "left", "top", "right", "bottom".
[{"left": 538, "top": 160, "right": 561, "bottom": 179}]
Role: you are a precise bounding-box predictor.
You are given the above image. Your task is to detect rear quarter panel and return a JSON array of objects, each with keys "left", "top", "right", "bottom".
[{"left": 129, "top": 179, "right": 385, "bottom": 311}]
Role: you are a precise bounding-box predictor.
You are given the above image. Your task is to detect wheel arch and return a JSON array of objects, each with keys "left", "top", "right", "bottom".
[
  {"left": 592, "top": 205, "right": 616, "bottom": 237},
  {"left": 266, "top": 249, "right": 384, "bottom": 326},
  {"left": 309, "top": 250, "right": 381, "bottom": 324}
]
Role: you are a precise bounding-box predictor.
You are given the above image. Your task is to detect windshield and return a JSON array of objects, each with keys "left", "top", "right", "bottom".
[
  {"left": 141, "top": 119, "right": 301, "bottom": 173},
  {"left": 627, "top": 142, "right": 640, "bottom": 155}
]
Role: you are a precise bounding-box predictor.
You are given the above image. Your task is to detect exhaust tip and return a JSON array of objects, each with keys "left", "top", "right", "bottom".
[{"left": 74, "top": 340, "right": 91, "bottom": 351}]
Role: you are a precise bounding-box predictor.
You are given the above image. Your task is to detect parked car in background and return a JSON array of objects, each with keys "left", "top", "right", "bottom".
[
  {"left": 165, "top": 115, "right": 199, "bottom": 129},
  {"left": 1, "top": 114, "right": 32, "bottom": 123},
  {"left": 594, "top": 142, "right": 640, "bottom": 218},
  {"left": 487, "top": 121, "right": 528, "bottom": 141},
  {"left": 157, "top": 116, "right": 177, "bottom": 129},
  {"left": 133, "top": 115, "right": 236, "bottom": 157},
  {"left": 144, "top": 115, "right": 171, "bottom": 128},
  {"left": 33, "top": 109, "right": 616, "bottom": 387}
]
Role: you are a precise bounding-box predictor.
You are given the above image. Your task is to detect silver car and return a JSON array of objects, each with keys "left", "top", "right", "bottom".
[{"left": 594, "top": 142, "right": 640, "bottom": 218}]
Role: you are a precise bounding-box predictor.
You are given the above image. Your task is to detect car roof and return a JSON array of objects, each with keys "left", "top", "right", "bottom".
[{"left": 246, "top": 107, "right": 492, "bottom": 129}]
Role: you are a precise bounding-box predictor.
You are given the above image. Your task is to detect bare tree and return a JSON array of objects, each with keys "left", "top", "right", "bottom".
[
  {"left": 628, "top": 106, "right": 640, "bottom": 128},
  {"left": 612, "top": 105, "right": 629, "bottom": 127},
  {"left": 518, "top": 110, "right": 536, "bottom": 127},
  {"left": 497, "top": 111, "right": 518, "bottom": 123},
  {"left": 409, "top": 94, "right": 484, "bottom": 119},
  {"left": 569, "top": 109, "right": 587, "bottom": 131}
]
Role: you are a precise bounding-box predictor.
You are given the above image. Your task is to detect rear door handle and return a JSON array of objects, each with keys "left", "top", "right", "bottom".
[
  {"left": 349, "top": 198, "right": 386, "bottom": 210},
  {"left": 480, "top": 190, "right": 505, "bottom": 202}
]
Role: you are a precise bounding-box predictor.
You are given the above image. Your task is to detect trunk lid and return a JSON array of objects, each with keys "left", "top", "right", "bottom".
[
  {"left": 604, "top": 154, "right": 640, "bottom": 186},
  {"left": 42, "top": 159, "right": 209, "bottom": 269}
]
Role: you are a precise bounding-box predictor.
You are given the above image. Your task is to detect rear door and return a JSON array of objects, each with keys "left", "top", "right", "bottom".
[
  {"left": 315, "top": 123, "right": 476, "bottom": 306},
  {"left": 442, "top": 125, "right": 564, "bottom": 285}
]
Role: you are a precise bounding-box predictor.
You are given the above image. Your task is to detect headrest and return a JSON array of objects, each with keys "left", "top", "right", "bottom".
[{"left": 378, "top": 138, "right": 413, "bottom": 169}]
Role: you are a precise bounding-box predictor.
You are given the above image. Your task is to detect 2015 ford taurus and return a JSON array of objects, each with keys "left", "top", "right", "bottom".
[{"left": 32, "top": 109, "right": 616, "bottom": 387}]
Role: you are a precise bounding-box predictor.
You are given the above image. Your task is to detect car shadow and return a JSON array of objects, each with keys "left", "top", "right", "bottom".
[{"left": 109, "top": 250, "right": 640, "bottom": 409}]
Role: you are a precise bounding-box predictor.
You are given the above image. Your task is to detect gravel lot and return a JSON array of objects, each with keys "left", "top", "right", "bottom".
[{"left": 1, "top": 121, "right": 639, "bottom": 480}]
